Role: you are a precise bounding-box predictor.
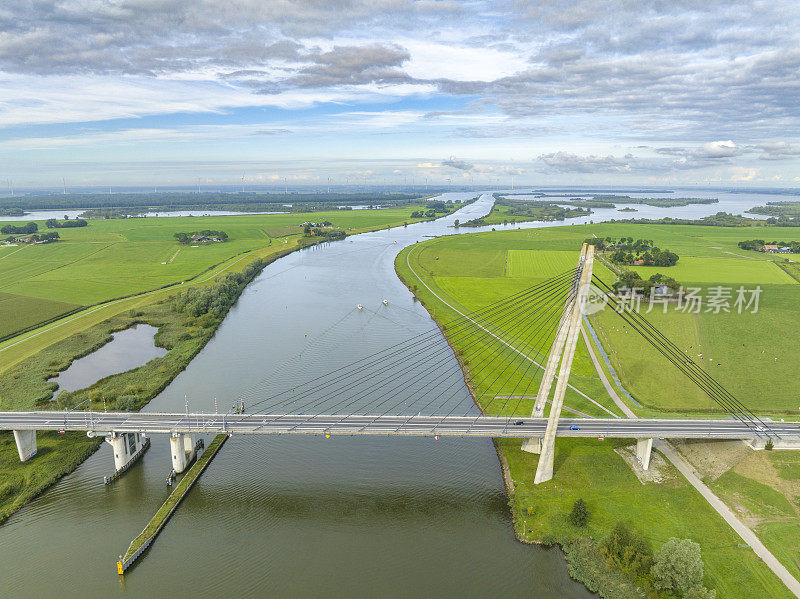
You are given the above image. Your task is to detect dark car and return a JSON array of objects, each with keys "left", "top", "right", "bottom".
[{"left": 514, "top": 420, "right": 524, "bottom": 425}]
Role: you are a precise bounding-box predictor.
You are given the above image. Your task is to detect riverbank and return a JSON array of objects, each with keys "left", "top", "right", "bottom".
[
  {"left": 119, "top": 433, "right": 228, "bottom": 573},
  {"left": 0, "top": 205, "right": 435, "bottom": 368},
  {"left": 395, "top": 232, "right": 795, "bottom": 598},
  {"left": 0, "top": 235, "right": 322, "bottom": 524},
  {"left": 0, "top": 207, "right": 455, "bottom": 525}
]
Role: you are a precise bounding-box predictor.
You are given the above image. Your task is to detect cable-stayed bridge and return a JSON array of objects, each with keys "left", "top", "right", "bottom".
[{"left": 4, "top": 243, "right": 798, "bottom": 482}]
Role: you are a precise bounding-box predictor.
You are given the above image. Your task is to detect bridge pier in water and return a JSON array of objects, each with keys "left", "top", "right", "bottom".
[
  {"left": 13, "top": 430, "right": 37, "bottom": 461},
  {"left": 106, "top": 432, "right": 145, "bottom": 471},
  {"left": 636, "top": 438, "right": 653, "bottom": 470},
  {"left": 170, "top": 433, "right": 196, "bottom": 473}
]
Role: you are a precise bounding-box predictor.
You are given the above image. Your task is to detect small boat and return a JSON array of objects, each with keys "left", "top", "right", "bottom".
[
  {"left": 357, "top": 304, "right": 363, "bottom": 310},
  {"left": 382, "top": 299, "right": 388, "bottom": 305}
]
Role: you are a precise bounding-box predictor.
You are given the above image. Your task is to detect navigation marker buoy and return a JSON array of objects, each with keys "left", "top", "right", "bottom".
[
  {"left": 434, "top": 435, "right": 439, "bottom": 440},
  {"left": 325, "top": 434, "right": 330, "bottom": 438}
]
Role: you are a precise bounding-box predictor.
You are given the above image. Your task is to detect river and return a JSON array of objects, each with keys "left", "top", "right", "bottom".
[{"left": 0, "top": 189, "right": 793, "bottom": 597}]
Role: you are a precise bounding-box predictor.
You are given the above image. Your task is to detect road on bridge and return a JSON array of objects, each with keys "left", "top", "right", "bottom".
[{"left": 2, "top": 411, "right": 798, "bottom": 439}]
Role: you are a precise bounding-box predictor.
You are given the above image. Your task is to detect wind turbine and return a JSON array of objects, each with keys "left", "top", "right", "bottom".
[
  {"left": 62, "top": 177, "right": 67, "bottom": 195},
  {"left": 241, "top": 172, "right": 246, "bottom": 193},
  {"left": 6, "top": 179, "right": 13, "bottom": 196},
  {"left": 197, "top": 178, "right": 201, "bottom": 194}
]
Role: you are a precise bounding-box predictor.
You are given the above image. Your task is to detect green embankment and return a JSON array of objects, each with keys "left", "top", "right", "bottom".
[
  {"left": 395, "top": 225, "right": 799, "bottom": 598},
  {"left": 0, "top": 205, "right": 438, "bottom": 373},
  {"left": 0, "top": 208, "right": 447, "bottom": 526},
  {"left": 120, "top": 433, "right": 228, "bottom": 571},
  {"left": 0, "top": 206, "right": 430, "bottom": 340}
]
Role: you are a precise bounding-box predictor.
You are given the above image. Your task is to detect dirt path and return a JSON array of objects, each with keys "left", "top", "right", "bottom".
[{"left": 582, "top": 319, "right": 800, "bottom": 597}]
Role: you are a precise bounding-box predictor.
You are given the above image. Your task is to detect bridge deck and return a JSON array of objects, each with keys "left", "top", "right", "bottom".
[{"left": 2, "top": 411, "right": 798, "bottom": 439}]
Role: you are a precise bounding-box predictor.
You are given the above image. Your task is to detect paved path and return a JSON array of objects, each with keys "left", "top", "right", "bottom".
[{"left": 582, "top": 321, "right": 800, "bottom": 598}]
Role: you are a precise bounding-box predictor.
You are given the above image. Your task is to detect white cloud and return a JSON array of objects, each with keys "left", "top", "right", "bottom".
[{"left": 697, "top": 140, "right": 739, "bottom": 158}]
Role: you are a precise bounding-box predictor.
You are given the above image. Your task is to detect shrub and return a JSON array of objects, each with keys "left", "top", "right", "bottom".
[
  {"left": 600, "top": 522, "right": 652, "bottom": 578},
  {"left": 116, "top": 395, "right": 137, "bottom": 411},
  {"left": 569, "top": 498, "right": 589, "bottom": 527}
]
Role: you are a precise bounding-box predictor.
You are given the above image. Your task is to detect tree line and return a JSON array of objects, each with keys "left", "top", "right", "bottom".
[
  {"left": 0, "top": 191, "right": 429, "bottom": 211},
  {"left": 738, "top": 238, "right": 800, "bottom": 253},
  {"left": 587, "top": 236, "right": 679, "bottom": 267},
  {"left": 1, "top": 222, "right": 38, "bottom": 235},
  {"left": 45, "top": 218, "right": 88, "bottom": 228},
  {"left": 170, "top": 259, "right": 267, "bottom": 318}
]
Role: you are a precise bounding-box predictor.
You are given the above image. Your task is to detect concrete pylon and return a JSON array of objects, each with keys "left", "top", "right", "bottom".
[
  {"left": 13, "top": 430, "right": 37, "bottom": 462},
  {"left": 521, "top": 249, "right": 585, "bottom": 455},
  {"left": 636, "top": 438, "right": 653, "bottom": 470},
  {"left": 534, "top": 244, "right": 595, "bottom": 484}
]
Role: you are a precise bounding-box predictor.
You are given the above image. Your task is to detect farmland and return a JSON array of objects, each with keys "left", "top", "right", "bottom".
[
  {"left": 396, "top": 222, "right": 800, "bottom": 598},
  {"left": 0, "top": 206, "right": 428, "bottom": 342}
]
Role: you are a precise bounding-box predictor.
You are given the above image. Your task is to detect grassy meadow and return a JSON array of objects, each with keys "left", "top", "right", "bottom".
[
  {"left": 0, "top": 205, "right": 428, "bottom": 346},
  {"left": 396, "top": 222, "right": 800, "bottom": 598}
]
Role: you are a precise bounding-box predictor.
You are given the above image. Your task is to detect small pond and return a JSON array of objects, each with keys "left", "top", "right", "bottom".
[{"left": 49, "top": 324, "right": 168, "bottom": 397}]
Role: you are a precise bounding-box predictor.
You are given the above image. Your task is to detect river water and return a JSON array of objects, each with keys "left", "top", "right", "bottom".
[{"left": 0, "top": 189, "right": 789, "bottom": 597}]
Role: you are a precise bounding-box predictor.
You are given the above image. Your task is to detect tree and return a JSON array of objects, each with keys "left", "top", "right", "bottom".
[
  {"left": 569, "top": 498, "right": 589, "bottom": 527},
  {"left": 651, "top": 537, "right": 704, "bottom": 594},
  {"left": 685, "top": 585, "right": 716, "bottom": 599},
  {"left": 600, "top": 521, "right": 652, "bottom": 577},
  {"left": 454, "top": 219, "right": 460, "bottom": 227}
]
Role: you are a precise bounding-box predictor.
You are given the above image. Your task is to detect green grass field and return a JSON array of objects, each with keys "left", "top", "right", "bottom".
[
  {"left": 0, "top": 291, "right": 81, "bottom": 338},
  {"left": 630, "top": 255, "right": 795, "bottom": 285},
  {"left": 0, "top": 206, "right": 427, "bottom": 339},
  {"left": 395, "top": 224, "right": 800, "bottom": 597},
  {"left": 501, "top": 438, "right": 793, "bottom": 599}
]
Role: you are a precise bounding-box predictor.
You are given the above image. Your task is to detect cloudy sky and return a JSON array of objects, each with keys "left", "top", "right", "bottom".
[{"left": 2, "top": 0, "right": 800, "bottom": 188}]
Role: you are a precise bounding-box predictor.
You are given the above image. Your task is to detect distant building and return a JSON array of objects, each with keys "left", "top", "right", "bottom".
[{"left": 763, "top": 244, "right": 779, "bottom": 252}]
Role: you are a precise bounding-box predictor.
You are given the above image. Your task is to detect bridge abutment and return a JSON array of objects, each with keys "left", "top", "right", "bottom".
[
  {"left": 636, "top": 438, "right": 653, "bottom": 470},
  {"left": 521, "top": 437, "right": 542, "bottom": 454},
  {"left": 170, "top": 433, "right": 196, "bottom": 473},
  {"left": 13, "top": 430, "right": 37, "bottom": 462}
]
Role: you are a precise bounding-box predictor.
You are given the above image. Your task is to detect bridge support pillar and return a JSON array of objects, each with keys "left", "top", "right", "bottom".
[
  {"left": 170, "top": 433, "right": 196, "bottom": 474},
  {"left": 106, "top": 432, "right": 144, "bottom": 471},
  {"left": 535, "top": 244, "right": 594, "bottom": 485},
  {"left": 521, "top": 437, "right": 542, "bottom": 454},
  {"left": 636, "top": 438, "right": 653, "bottom": 471},
  {"left": 13, "top": 430, "right": 37, "bottom": 462}
]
